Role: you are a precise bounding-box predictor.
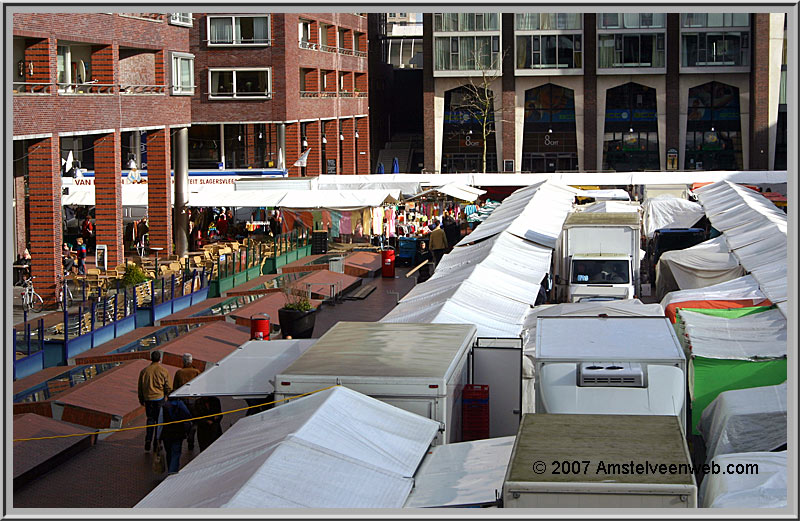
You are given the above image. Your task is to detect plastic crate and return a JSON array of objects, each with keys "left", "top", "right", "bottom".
[{"left": 462, "top": 384, "right": 489, "bottom": 440}]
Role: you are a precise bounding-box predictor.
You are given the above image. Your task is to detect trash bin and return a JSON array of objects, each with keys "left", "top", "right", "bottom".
[
  {"left": 381, "top": 248, "right": 395, "bottom": 278},
  {"left": 250, "top": 313, "right": 271, "bottom": 340}
]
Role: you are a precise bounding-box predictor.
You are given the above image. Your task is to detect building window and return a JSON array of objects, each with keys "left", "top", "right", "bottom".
[
  {"left": 599, "top": 13, "right": 665, "bottom": 29},
  {"left": 300, "top": 19, "right": 316, "bottom": 49},
  {"left": 522, "top": 84, "right": 578, "bottom": 172},
  {"left": 680, "top": 13, "right": 749, "bottom": 69},
  {"left": 441, "top": 86, "right": 498, "bottom": 173},
  {"left": 171, "top": 53, "right": 194, "bottom": 95},
  {"left": 602, "top": 82, "right": 659, "bottom": 171},
  {"left": 169, "top": 13, "right": 192, "bottom": 26},
  {"left": 516, "top": 34, "right": 582, "bottom": 69},
  {"left": 515, "top": 13, "right": 582, "bottom": 31},
  {"left": 598, "top": 33, "right": 665, "bottom": 68},
  {"left": 434, "top": 35, "right": 501, "bottom": 71},
  {"left": 434, "top": 12, "right": 499, "bottom": 32},
  {"left": 209, "top": 68, "right": 271, "bottom": 99},
  {"left": 208, "top": 15, "right": 270, "bottom": 46},
  {"left": 685, "top": 81, "right": 742, "bottom": 170}
]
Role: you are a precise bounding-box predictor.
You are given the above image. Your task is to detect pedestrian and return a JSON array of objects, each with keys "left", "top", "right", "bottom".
[
  {"left": 138, "top": 350, "right": 172, "bottom": 452},
  {"left": 442, "top": 214, "right": 460, "bottom": 253},
  {"left": 81, "top": 215, "right": 94, "bottom": 253},
  {"left": 158, "top": 396, "right": 192, "bottom": 475},
  {"left": 75, "top": 237, "right": 88, "bottom": 275},
  {"left": 428, "top": 219, "right": 448, "bottom": 266},
  {"left": 193, "top": 395, "right": 223, "bottom": 452},
  {"left": 62, "top": 242, "right": 76, "bottom": 274},
  {"left": 173, "top": 353, "right": 201, "bottom": 451}
]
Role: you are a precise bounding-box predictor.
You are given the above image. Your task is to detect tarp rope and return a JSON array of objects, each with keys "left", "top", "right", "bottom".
[{"left": 13, "top": 384, "right": 340, "bottom": 443}]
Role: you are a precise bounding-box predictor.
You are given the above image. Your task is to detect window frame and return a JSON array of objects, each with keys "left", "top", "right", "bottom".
[
  {"left": 207, "top": 67, "right": 272, "bottom": 99},
  {"left": 169, "top": 13, "right": 193, "bottom": 27},
  {"left": 171, "top": 52, "right": 195, "bottom": 95},
  {"left": 433, "top": 35, "right": 502, "bottom": 75},
  {"left": 596, "top": 16, "right": 666, "bottom": 74},
  {"left": 514, "top": 16, "right": 583, "bottom": 75},
  {"left": 207, "top": 15, "right": 271, "bottom": 47}
]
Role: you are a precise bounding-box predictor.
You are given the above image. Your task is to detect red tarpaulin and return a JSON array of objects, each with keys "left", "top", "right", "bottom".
[{"left": 665, "top": 298, "right": 773, "bottom": 323}]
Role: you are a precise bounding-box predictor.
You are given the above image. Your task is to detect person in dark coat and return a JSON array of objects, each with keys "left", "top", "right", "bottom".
[
  {"left": 193, "top": 395, "right": 223, "bottom": 452},
  {"left": 158, "top": 397, "right": 193, "bottom": 475},
  {"left": 442, "top": 214, "right": 460, "bottom": 253}
]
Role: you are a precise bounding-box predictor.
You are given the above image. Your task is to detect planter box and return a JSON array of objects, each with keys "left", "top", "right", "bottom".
[{"left": 278, "top": 308, "right": 317, "bottom": 339}]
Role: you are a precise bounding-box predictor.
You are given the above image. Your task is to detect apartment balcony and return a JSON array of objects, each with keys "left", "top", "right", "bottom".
[
  {"left": 12, "top": 82, "right": 53, "bottom": 94},
  {"left": 119, "top": 84, "right": 168, "bottom": 95}
]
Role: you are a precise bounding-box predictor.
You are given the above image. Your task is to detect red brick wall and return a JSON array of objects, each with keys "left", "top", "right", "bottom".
[
  {"left": 501, "top": 14, "right": 516, "bottom": 169},
  {"left": 304, "top": 68, "right": 319, "bottom": 92},
  {"left": 750, "top": 13, "right": 770, "bottom": 170},
  {"left": 341, "top": 118, "right": 355, "bottom": 174},
  {"left": 324, "top": 120, "right": 340, "bottom": 174},
  {"left": 285, "top": 123, "right": 300, "bottom": 177},
  {"left": 13, "top": 402, "right": 53, "bottom": 417},
  {"left": 94, "top": 131, "right": 123, "bottom": 267},
  {"left": 355, "top": 73, "right": 367, "bottom": 92},
  {"left": 14, "top": 175, "right": 27, "bottom": 255},
  {"left": 24, "top": 38, "right": 51, "bottom": 83},
  {"left": 356, "top": 116, "right": 370, "bottom": 174},
  {"left": 582, "top": 13, "right": 597, "bottom": 171},
  {"left": 245, "top": 124, "right": 256, "bottom": 166},
  {"left": 306, "top": 120, "right": 321, "bottom": 176},
  {"left": 118, "top": 49, "right": 157, "bottom": 86},
  {"left": 27, "top": 137, "right": 61, "bottom": 306},
  {"left": 91, "top": 44, "right": 116, "bottom": 86},
  {"left": 146, "top": 128, "right": 172, "bottom": 254},
  {"left": 60, "top": 405, "right": 117, "bottom": 430},
  {"left": 422, "top": 14, "right": 435, "bottom": 172}
]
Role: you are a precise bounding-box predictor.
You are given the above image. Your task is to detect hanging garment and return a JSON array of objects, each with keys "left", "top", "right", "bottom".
[
  {"left": 339, "top": 211, "right": 352, "bottom": 235},
  {"left": 329, "top": 211, "right": 341, "bottom": 238},
  {"left": 372, "top": 207, "right": 383, "bottom": 235}
]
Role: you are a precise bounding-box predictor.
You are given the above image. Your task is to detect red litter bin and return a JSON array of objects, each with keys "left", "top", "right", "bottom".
[
  {"left": 381, "top": 248, "right": 396, "bottom": 278},
  {"left": 250, "top": 313, "right": 271, "bottom": 340}
]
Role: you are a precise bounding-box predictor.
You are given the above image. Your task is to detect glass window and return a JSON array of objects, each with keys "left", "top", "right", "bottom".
[
  {"left": 169, "top": 13, "right": 192, "bottom": 26},
  {"left": 434, "top": 12, "right": 499, "bottom": 32},
  {"left": 171, "top": 53, "right": 194, "bottom": 95},
  {"left": 209, "top": 16, "right": 269, "bottom": 45},
  {"left": 209, "top": 69, "right": 270, "bottom": 98}
]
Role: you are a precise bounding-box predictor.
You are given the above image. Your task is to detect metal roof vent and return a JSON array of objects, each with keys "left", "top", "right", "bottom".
[{"left": 578, "top": 362, "right": 644, "bottom": 387}]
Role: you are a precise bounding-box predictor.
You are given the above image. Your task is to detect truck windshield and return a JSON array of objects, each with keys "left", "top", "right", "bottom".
[{"left": 572, "top": 260, "right": 629, "bottom": 284}]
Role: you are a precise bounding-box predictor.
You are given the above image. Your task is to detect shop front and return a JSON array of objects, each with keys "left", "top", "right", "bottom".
[
  {"left": 602, "top": 82, "right": 659, "bottom": 172},
  {"left": 441, "top": 87, "right": 498, "bottom": 173},
  {"left": 521, "top": 84, "right": 578, "bottom": 173},
  {"left": 685, "top": 81, "right": 742, "bottom": 171}
]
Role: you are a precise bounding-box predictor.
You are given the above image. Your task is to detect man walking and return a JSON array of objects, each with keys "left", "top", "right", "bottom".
[
  {"left": 138, "top": 350, "right": 172, "bottom": 452},
  {"left": 173, "top": 353, "right": 201, "bottom": 451},
  {"left": 158, "top": 396, "right": 192, "bottom": 475},
  {"left": 428, "top": 219, "right": 448, "bottom": 266}
]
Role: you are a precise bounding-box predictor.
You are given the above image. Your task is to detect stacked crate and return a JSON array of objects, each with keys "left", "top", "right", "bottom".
[{"left": 462, "top": 384, "right": 490, "bottom": 441}]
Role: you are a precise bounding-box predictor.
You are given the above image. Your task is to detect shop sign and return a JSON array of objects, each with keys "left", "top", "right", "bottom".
[{"left": 666, "top": 148, "right": 678, "bottom": 171}]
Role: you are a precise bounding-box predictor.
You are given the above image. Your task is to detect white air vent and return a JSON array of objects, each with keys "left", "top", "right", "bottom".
[{"left": 578, "top": 362, "right": 644, "bottom": 387}]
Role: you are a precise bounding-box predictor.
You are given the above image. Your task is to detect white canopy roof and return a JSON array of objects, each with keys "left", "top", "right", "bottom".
[
  {"left": 62, "top": 184, "right": 163, "bottom": 206},
  {"left": 642, "top": 194, "right": 706, "bottom": 238},
  {"left": 404, "top": 436, "right": 514, "bottom": 508},
  {"left": 135, "top": 386, "right": 439, "bottom": 509},
  {"left": 188, "top": 189, "right": 287, "bottom": 208},
  {"left": 655, "top": 236, "right": 745, "bottom": 300},
  {"left": 660, "top": 274, "right": 768, "bottom": 310},
  {"left": 699, "top": 382, "right": 787, "bottom": 462},
  {"left": 170, "top": 339, "right": 317, "bottom": 398},
  {"left": 694, "top": 181, "right": 787, "bottom": 311},
  {"left": 407, "top": 183, "right": 487, "bottom": 202},
  {"left": 580, "top": 200, "right": 641, "bottom": 213},
  {"left": 699, "top": 451, "right": 787, "bottom": 508},
  {"left": 576, "top": 188, "right": 631, "bottom": 201},
  {"left": 676, "top": 308, "right": 786, "bottom": 360},
  {"left": 278, "top": 189, "right": 401, "bottom": 210}
]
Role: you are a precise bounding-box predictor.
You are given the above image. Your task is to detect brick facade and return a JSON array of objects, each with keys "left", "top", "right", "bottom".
[
  {"left": 93, "top": 131, "right": 123, "bottom": 266},
  {"left": 306, "top": 120, "right": 321, "bottom": 176},
  {"left": 14, "top": 175, "right": 27, "bottom": 255},
  {"left": 750, "top": 13, "right": 770, "bottom": 170},
  {"left": 341, "top": 118, "right": 356, "bottom": 174},
  {"left": 324, "top": 120, "right": 340, "bottom": 174},
  {"left": 356, "top": 116, "right": 370, "bottom": 174},
  {"left": 146, "top": 128, "right": 172, "bottom": 254},
  {"left": 422, "top": 14, "right": 435, "bottom": 172},
  {"left": 285, "top": 123, "right": 300, "bottom": 177}
]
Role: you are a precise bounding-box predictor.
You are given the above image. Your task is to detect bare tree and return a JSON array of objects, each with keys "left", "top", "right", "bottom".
[{"left": 449, "top": 48, "right": 509, "bottom": 173}]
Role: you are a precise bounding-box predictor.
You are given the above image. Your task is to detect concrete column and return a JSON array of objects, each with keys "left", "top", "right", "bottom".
[
  {"left": 219, "top": 124, "right": 226, "bottom": 169},
  {"left": 750, "top": 13, "right": 770, "bottom": 170},
  {"left": 501, "top": 13, "right": 516, "bottom": 171},
  {"left": 27, "top": 137, "right": 61, "bottom": 307},
  {"left": 277, "top": 123, "right": 286, "bottom": 170},
  {"left": 422, "top": 13, "right": 435, "bottom": 172},
  {"left": 174, "top": 127, "right": 189, "bottom": 257},
  {"left": 146, "top": 128, "right": 172, "bottom": 255},
  {"left": 94, "top": 130, "right": 123, "bottom": 267}
]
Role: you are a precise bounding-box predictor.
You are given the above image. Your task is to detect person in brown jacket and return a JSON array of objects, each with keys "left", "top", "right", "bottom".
[
  {"left": 138, "top": 350, "right": 172, "bottom": 452},
  {"left": 173, "top": 353, "right": 201, "bottom": 451},
  {"left": 428, "top": 220, "right": 448, "bottom": 266}
]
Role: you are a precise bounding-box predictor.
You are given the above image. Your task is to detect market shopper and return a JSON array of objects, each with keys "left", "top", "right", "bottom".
[
  {"left": 75, "top": 237, "right": 88, "bottom": 275},
  {"left": 138, "top": 350, "right": 172, "bottom": 452},
  {"left": 173, "top": 353, "right": 201, "bottom": 451},
  {"left": 158, "top": 396, "right": 193, "bottom": 475},
  {"left": 442, "top": 213, "right": 460, "bottom": 253},
  {"left": 194, "top": 395, "right": 224, "bottom": 452},
  {"left": 428, "top": 220, "right": 448, "bottom": 266}
]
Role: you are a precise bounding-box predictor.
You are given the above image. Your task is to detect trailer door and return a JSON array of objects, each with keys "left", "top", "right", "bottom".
[{"left": 471, "top": 338, "right": 523, "bottom": 437}]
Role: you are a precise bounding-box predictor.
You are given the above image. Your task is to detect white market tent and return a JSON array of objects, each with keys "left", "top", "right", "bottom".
[
  {"left": 579, "top": 200, "right": 641, "bottom": 213},
  {"left": 404, "top": 436, "right": 515, "bottom": 508},
  {"left": 576, "top": 188, "right": 631, "bottom": 201},
  {"left": 659, "top": 274, "right": 769, "bottom": 311},
  {"left": 277, "top": 189, "right": 401, "bottom": 210},
  {"left": 406, "top": 183, "right": 487, "bottom": 203},
  {"left": 655, "top": 236, "right": 745, "bottom": 300},
  {"left": 698, "top": 382, "right": 787, "bottom": 462},
  {"left": 642, "top": 194, "right": 706, "bottom": 238},
  {"left": 676, "top": 308, "right": 786, "bottom": 360},
  {"left": 135, "top": 386, "right": 439, "bottom": 509},
  {"left": 699, "top": 451, "right": 787, "bottom": 508},
  {"left": 170, "top": 339, "right": 317, "bottom": 398},
  {"left": 693, "top": 181, "right": 788, "bottom": 316}
]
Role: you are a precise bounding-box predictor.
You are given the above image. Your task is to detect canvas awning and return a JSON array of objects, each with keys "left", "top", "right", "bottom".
[
  {"left": 135, "top": 386, "right": 439, "bottom": 508},
  {"left": 404, "top": 436, "right": 515, "bottom": 508},
  {"left": 676, "top": 307, "right": 786, "bottom": 360},
  {"left": 576, "top": 188, "right": 631, "bottom": 201},
  {"left": 642, "top": 194, "right": 706, "bottom": 238},
  {"left": 580, "top": 201, "right": 641, "bottom": 213},
  {"left": 655, "top": 236, "right": 745, "bottom": 301},
  {"left": 277, "top": 189, "right": 401, "bottom": 210},
  {"left": 660, "top": 274, "right": 769, "bottom": 319},
  {"left": 698, "top": 382, "right": 787, "bottom": 462},
  {"left": 407, "top": 183, "right": 487, "bottom": 202},
  {"left": 699, "top": 451, "right": 787, "bottom": 508},
  {"left": 170, "top": 339, "right": 317, "bottom": 398}
]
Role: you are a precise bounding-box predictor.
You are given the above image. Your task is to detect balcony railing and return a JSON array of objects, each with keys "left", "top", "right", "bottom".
[
  {"left": 57, "top": 82, "right": 116, "bottom": 94},
  {"left": 355, "top": 91, "right": 368, "bottom": 97},
  {"left": 339, "top": 91, "right": 354, "bottom": 98},
  {"left": 320, "top": 44, "right": 338, "bottom": 53},
  {"left": 208, "top": 91, "right": 273, "bottom": 99},
  {"left": 12, "top": 82, "right": 53, "bottom": 94},
  {"left": 299, "top": 41, "right": 319, "bottom": 50},
  {"left": 353, "top": 49, "right": 367, "bottom": 58},
  {"left": 300, "top": 91, "right": 320, "bottom": 98},
  {"left": 320, "top": 91, "right": 338, "bottom": 98},
  {"left": 339, "top": 48, "right": 355, "bottom": 56},
  {"left": 119, "top": 84, "right": 167, "bottom": 95}
]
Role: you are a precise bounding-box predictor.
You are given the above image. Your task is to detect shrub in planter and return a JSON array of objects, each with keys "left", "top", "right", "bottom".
[
  {"left": 121, "top": 263, "right": 151, "bottom": 287},
  {"left": 278, "top": 284, "right": 316, "bottom": 339}
]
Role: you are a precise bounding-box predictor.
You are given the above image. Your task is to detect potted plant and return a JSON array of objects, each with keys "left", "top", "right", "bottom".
[{"left": 278, "top": 283, "right": 316, "bottom": 339}]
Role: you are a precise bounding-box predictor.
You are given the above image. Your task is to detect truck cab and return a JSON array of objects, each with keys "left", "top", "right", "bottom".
[{"left": 569, "top": 253, "right": 633, "bottom": 302}]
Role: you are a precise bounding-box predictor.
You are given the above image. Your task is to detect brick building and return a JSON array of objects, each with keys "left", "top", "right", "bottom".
[
  {"left": 12, "top": 11, "right": 371, "bottom": 305},
  {"left": 420, "top": 12, "right": 788, "bottom": 174},
  {"left": 12, "top": 12, "right": 193, "bottom": 306},
  {"left": 187, "top": 13, "right": 370, "bottom": 177}
]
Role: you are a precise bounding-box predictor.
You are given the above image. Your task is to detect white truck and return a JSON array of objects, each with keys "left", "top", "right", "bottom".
[
  {"left": 502, "top": 414, "right": 697, "bottom": 508},
  {"left": 554, "top": 212, "right": 642, "bottom": 302},
  {"left": 274, "top": 321, "right": 477, "bottom": 445}
]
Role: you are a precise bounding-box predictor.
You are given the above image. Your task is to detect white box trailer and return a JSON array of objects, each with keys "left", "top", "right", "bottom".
[
  {"left": 274, "top": 322, "right": 477, "bottom": 445},
  {"left": 534, "top": 316, "right": 687, "bottom": 433},
  {"left": 503, "top": 414, "right": 697, "bottom": 508},
  {"left": 554, "top": 212, "right": 642, "bottom": 302}
]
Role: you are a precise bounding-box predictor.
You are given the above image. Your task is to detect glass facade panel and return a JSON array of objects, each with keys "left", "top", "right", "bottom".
[
  {"left": 685, "top": 81, "right": 742, "bottom": 170},
  {"left": 442, "top": 86, "right": 497, "bottom": 172},
  {"left": 603, "top": 82, "right": 659, "bottom": 171}
]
